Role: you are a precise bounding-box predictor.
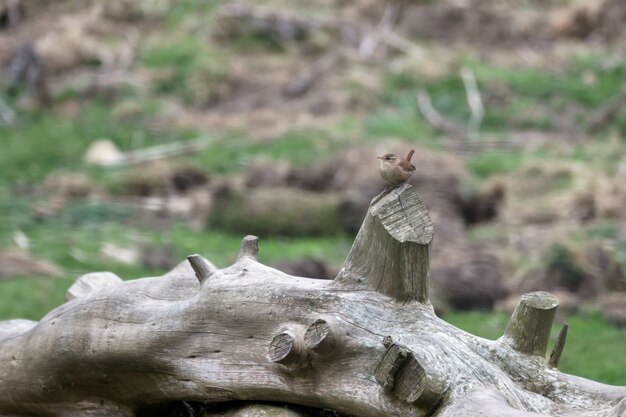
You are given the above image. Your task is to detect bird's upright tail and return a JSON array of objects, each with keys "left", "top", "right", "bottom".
[{"left": 406, "top": 149, "right": 415, "bottom": 163}]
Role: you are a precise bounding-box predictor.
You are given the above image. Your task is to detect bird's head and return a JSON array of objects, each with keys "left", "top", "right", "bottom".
[{"left": 377, "top": 153, "right": 398, "bottom": 164}]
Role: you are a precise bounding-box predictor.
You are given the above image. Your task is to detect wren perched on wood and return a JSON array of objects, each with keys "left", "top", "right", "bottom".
[{"left": 377, "top": 149, "right": 416, "bottom": 187}]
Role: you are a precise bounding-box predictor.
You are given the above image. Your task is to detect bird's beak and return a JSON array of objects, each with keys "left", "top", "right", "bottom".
[{"left": 376, "top": 156, "right": 383, "bottom": 160}]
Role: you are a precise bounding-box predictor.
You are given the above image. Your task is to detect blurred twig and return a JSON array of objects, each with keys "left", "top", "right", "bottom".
[
  {"left": 0, "top": 96, "right": 17, "bottom": 126},
  {"left": 381, "top": 30, "right": 426, "bottom": 60},
  {"left": 91, "top": 138, "right": 214, "bottom": 167},
  {"left": 417, "top": 69, "right": 485, "bottom": 143},
  {"left": 358, "top": 3, "right": 401, "bottom": 60},
  {"left": 9, "top": 43, "right": 50, "bottom": 106},
  {"left": 460, "top": 66, "right": 484, "bottom": 141},
  {"left": 416, "top": 89, "right": 465, "bottom": 139},
  {"left": 7, "top": 0, "right": 21, "bottom": 27},
  {"left": 120, "top": 138, "right": 213, "bottom": 166},
  {"left": 283, "top": 50, "right": 340, "bottom": 98}
]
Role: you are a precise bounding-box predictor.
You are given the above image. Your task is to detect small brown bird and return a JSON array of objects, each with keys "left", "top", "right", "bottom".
[{"left": 377, "top": 149, "right": 416, "bottom": 187}]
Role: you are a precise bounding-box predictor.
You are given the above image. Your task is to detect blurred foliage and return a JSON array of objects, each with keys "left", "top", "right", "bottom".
[
  {"left": 0, "top": 101, "right": 198, "bottom": 184},
  {"left": 467, "top": 152, "right": 524, "bottom": 179},
  {"left": 383, "top": 55, "right": 626, "bottom": 134},
  {"left": 191, "top": 130, "right": 343, "bottom": 174},
  {"left": 142, "top": 39, "right": 233, "bottom": 107},
  {"left": 547, "top": 243, "right": 586, "bottom": 291}
]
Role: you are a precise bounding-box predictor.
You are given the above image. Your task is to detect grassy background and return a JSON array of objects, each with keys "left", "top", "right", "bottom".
[{"left": 1, "top": 0, "right": 626, "bottom": 387}]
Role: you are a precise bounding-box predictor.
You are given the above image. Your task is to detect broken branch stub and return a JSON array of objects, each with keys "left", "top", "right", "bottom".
[
  {"left": 548, "top": 323, "right": 569, "bottom": 368},
  {"left": 268, "top": 330, "right": 303, "bottom": 365},
  {"left": 375, "top": 342, "right": 427, "bottom": 404},
  {"left": 187, "top": 254, "right": 216, "bottom": 284},
  {"left": 238, "top": 235, "right": 259, "bottom": 261},
  {"left": 304, "top": 319, "right": 336, "bottom": 356},
  {"left": 394, "top": 355, "right": 427, "bottom": 403},
  {"left": 502, "top": 291, "right": 559, "bottom": 357},
  {"left": 376, "top": 343, "right": 410, "bottom": 390},
  {"left": 336, "top": 183, "right": 434, "bottom": 303}
]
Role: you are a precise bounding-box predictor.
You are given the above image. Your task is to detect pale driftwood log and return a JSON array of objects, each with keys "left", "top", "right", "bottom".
[
  {"left": 65, "top": 272, "right": 123, "bottom": 301},
  {"left": 1, "top": 184, "right": 625, "bottom": 417}
]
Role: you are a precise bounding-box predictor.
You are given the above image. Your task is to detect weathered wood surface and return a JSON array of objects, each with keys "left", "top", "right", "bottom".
[
  {"left": 502, "top": 291, "right": 559, "bottom": 357},
  {"left": 65, "top": 272, "right": 123, "bottom": 301},
  {"left": 336, "top": 183, "right": 433, "bottom": 303},
  {"left": 548, "top": 323, "right": 569, "bottom": 369},
  {"left": 0, "top": 185, "right": 624, "bottom": 417}
]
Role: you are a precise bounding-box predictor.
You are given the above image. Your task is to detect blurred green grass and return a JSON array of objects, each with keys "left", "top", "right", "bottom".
[
  {"left": 0, "top": 101, "right": 198, "bottom": 185},
  {"left": 446, "top": 311, "right": 626, "bottom": 385}
]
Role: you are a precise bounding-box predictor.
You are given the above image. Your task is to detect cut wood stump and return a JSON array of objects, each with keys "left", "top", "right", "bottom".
[{"left": 0, "top": 184, "right": 624, "bottom": 417}]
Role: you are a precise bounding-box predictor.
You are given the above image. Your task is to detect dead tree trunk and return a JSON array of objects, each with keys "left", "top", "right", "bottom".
[{"left": 0, "top": 184, "right": 625, "bottom": 417}]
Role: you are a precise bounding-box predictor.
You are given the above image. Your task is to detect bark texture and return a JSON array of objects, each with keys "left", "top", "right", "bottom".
[
  {"left": 336, "top": 183, "right": 433, "bottom": 303},
  {"left": 502, "top": 291, "right": 559, "bottom": 357},
  {"left": 0, "top": 185, "right": 625, "bottom": 417}
]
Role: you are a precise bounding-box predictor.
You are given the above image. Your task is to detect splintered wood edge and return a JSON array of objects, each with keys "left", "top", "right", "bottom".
[
  {"left": 376, "top": 344, "right": 411, "bottom": 390},
  {"left": 393, "top": 354, "right": 426, "bottom": 403},
  {"left": 375, "top": 343, "right": 427, "bottom": 403}
]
